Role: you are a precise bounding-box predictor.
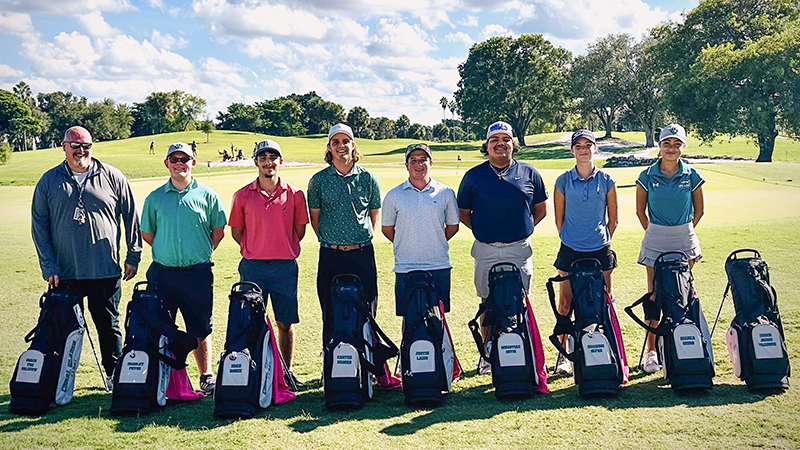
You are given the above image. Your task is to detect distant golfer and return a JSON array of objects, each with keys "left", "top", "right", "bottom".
[
  {"left": 635, "top": 123, "right": 705, "bottom": 374},
  {"left": 149, "top": 140, "right": 155, "bottom": 155},
  {"left": 31, "top": 125, "right": 142, "bottom": 390},
  {"left": 141, "top": 142, "right": 227, "bottom": 394}
]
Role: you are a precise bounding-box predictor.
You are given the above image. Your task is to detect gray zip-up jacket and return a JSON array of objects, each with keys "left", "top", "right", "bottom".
[{"left": 31, "top": 159, "right": 142, "bottom": 280}]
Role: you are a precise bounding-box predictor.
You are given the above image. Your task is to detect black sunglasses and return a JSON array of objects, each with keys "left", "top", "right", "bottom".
[
  {"left": 66, "top": 142, "right": 92, "bottom": 150},
  {"left": 168, "top": 156, "right": 192, "bottom": 164}
]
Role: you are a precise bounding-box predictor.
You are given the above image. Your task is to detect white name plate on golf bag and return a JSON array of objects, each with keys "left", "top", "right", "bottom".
[
  {"left": 410, "top": 340, "right": 436, "bottom": 373},
  {"left": 119, "top": 351, "right": 149, "bottom": 384},
  {"left": 221, "top": 352, "right": 251, "bottom": 386},
  {"left": 15, "top": 350, "right": 45, "bottom": 384},
  {"left": 582, "top": 332, "right": 612, "bottom": 367},
  {"left": 674, "top": 324, "right": 704, "bottom": 360},
  {"left": 497, "top": 333, "right": 526, "bottom": 367},
  {"left": 332, "top": 342, "right": 359, "bottom": 378},
  {"left": 752, "top": 324, "right": 784, "bottom": 360}
]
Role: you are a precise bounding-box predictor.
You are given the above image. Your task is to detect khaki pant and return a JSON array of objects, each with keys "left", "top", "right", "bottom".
[{"left": 471, "top": 237, "right": 533, "bottom": 299}]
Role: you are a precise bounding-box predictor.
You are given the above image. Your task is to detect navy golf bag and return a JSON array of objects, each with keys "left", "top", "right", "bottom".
[
  {"left": 713, "top": 249, "right": 790, "bottom": 390},
  {"left": 215, "top": 282, "right": 294, "bottom": 419},
  {"left": 547, "top": 259, "right": 629, "bottom": 397},
  {"left": 9, "top": 287, "right": 85, "bottom": 415},
  {"left": 110, "top": 282, "right": 197, "bottom": 416},
  {"left": 323, "top": 274, "right": 398, "bottom": 410},
  {"left": 469, "top": 263, "right": 548, "bottom": 400},
  {"left": 626, "top": 251, "right": 715, "bottom": 392},
  {"left": 399, "top": 271, "right": 460, "bottom": 407}
]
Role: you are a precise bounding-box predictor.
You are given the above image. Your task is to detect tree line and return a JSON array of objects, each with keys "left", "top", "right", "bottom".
[{"left": 1, "top": 0, "right": 798, "bottom": 161}]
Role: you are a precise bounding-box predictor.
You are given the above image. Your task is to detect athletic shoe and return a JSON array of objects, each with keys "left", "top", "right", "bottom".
[
  {"left": 199, "top": 373, "right": 216, "bottom": 395},
  {"left": 555, "top": 353, "right": 572, "bottom": 375},
  {"left": 285, "top": 370, "right": 304, "bottom": 391},
  {"left": 477, "top": 357, "right": 492, "bottom": 375},
  {"left": 643, "top": 350, "right": 661, "bottom": 374},
  {"left": 105, "top": 375, "right": 114, "bottom": 391}
]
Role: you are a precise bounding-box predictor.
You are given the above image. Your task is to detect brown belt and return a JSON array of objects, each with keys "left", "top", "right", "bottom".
[{"left": 320, "top": 242, "right": 368, "bottom": 252}]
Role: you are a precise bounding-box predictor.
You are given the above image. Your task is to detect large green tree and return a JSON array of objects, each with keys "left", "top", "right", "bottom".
[
  {"left": 653, "top": 0, "right": 800, "bottom": 161},
  {"left": 623, "top": 36, "right": 665, "bottom": 148},
  {"left": 216, "top": 102, "right": 263, "bottom": 131},
  {"left": 572, "top": 34, "right": 633, "bottom": 138},
  {"left": 455, "top": 35, "right": 571, "bottom": 146},
  {"left": 37, "top": 91, "right": 88, "bottom": 147},
  {"left": 1, "top": 89, "right": 42, "bottom": 152},
  {"left": 131, "top": 90, "right": 206, "bottom": 136},
  {"left": 346, "top": 106, "right": 370, "bottom": 138},
  {"left": 395, "top": 114, "right": 410, "bottom": 138},
  {"left": 84, "top": 99, "right": 133, "bottom": 141}
]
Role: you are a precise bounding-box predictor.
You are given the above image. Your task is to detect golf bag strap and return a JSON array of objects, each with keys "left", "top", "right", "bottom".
[
  {"left": 546, "top": 277, "right": 574, "bottom": 335},
  {"left": 624, "top": 293, "right": 662, "bottom": 335},
  {"left": 468, "top": 303, "right": 489, "bottom": 361},
  {"left": 347, "top": 300, "right": 399, "bottom": 376},
  {"left": 137, "top": 307, "right": 198, "bottom": 369},
  {"left": 710, "top": 283, "right": 730, "bottom": 338}
]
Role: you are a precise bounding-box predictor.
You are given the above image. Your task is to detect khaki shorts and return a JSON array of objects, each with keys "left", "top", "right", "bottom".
[{"left": 471, "top": 238, "right": 533, "bottom": 299}]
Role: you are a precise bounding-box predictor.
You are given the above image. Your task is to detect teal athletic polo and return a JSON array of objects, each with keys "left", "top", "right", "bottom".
[
  {"left": 141, "top": 178, "right": 227, "bottom": 267},
  {"left": 307, "top": 164, "right": 381, "bottom": 245},
  {"left": 636, "top": 159, "right": 705, "bottom": 227}
]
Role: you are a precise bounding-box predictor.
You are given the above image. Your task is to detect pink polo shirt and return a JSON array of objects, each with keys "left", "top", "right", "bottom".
[{"left": 229, "top": 179, "right": 309, "bottom": 260}]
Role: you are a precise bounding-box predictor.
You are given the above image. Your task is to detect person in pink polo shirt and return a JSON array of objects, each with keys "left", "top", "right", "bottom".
[{"left": 229, "top": 139, "right": 310, "bottom": 390}]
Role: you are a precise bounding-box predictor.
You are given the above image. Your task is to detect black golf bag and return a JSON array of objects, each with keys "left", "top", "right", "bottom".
[
  {"left": 110, "top": 282, "right": 198, "bottom": 416},
  {"left": 399, "top": 271, "right": 460, "bottom": 407},
  {"left": 547, "top": 259, "right": 629, "bottom": 397},
  {"left": 9, "top": 287, "right": 85, "bottom": 415},
  {"left": 215, "top": 282, "right": 295, "bottom": 419},
  {"left": 469, "top": 263, "right": 548, "bottom": 400},
  {"left": 714, "top": 249, "right": 790, "bottom": 390},
  {"left": 626, "top": 251, "right": 715, "bottom": 392},
  {"left": 323, "top": 274, "right": 398, "bottom": 410}
]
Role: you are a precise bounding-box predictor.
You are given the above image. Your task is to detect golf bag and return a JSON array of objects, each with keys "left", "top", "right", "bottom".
[
  {"left": 323, "top": 274, "right": 398, "bottom": 410},
  {"left": 547, "top": 259, "right": 629, "bottom": 397},
  {"left": 399, "top": 271, "right": 461, "bottom": 407},
  {"left": 469, "top": 263, "right": 548, "bottom": 400},
  {"left": 110, "top": 282, "right": 198, "bottom": 416},
  {"left": 9, "top": 287, "right": 85, "bottom": 415},
  {"left": 214, "top": 282, "right": 295, "bottom": 419},
  {"left": 713, "top": 249, "right": 790, "bottom": 390},
  {"left": 626, "top": 251, "right": 715, "bottom": 392}
]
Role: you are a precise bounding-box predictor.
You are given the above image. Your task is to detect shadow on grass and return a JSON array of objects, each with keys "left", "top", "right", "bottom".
[
  {"left": 0, "top": 373, "right": 781, "bottom": 435},
  {"left": 515, "top": 143, "right": 572, "bottom": 161},
  {"left": 371, "top": 143, "right": 483, "bottom": 157}
]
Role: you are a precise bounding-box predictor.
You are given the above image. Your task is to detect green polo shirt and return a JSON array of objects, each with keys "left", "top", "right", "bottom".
[
  {"left": 141, "top": 178, "right": 227, "bottom": 267},
  {"left": 307, "top": 164, "right": 381, "bottom": 245}
]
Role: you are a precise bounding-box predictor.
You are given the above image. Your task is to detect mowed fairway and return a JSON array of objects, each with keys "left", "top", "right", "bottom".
[{"left": 0, "top": 136, "right": 799, "bottom": 448}]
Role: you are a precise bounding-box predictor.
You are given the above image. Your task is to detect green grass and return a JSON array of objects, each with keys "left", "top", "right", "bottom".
[{"left": 0, "top": 158, "right": 799, "bottom": 449}]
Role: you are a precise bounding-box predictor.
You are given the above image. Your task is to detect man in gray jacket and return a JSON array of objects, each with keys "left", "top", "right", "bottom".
[{"left": 31, "top": 125, "right": 142, "bottom": 389}]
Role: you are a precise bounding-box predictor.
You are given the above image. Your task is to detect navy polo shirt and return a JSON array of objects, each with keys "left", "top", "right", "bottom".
[
  {"left": 636, "top": 159, "right": 705, "bottom": 226},
  {"left": 457, "top": 160, "right": 548, "bottom": 243}
]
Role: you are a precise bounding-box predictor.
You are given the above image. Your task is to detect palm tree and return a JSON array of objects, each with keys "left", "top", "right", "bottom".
[
  {"left": 12, "top": 82, "right": 34, "bottom": 150},
  {"left": 439, "top": 96, "right": 448, "bottom": 121},
  {"left": 448, "top": 100, "right": 457, "bottom": 141}
]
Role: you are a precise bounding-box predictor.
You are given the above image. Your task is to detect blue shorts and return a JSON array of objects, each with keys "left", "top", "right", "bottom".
[
  {"left": 238, "top": 258, "right": 299, "bottom": 324},
  {"left": 394, "top": 268, "right": 451, "bottom": 316},
  {"left": 146, "top": 262, "right": 214, "bottom": 339}
]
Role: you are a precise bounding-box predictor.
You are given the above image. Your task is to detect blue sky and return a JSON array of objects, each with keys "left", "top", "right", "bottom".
[{"left": 0, "top": 0, "right": 697, "bottom": 126}]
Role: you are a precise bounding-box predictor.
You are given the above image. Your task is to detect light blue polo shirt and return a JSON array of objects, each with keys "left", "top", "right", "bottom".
[
  {"left": 555, "top": 166, "right": 615, "bottom": 252},
  {"left": 141, "top": 178, "right": 227, "bottom": 267},
  {"left": 382, "top": 178, "right": 459, "bottom": 273},
  {"left": 636, "top": 159, "right": 705, "bottom": 226}
]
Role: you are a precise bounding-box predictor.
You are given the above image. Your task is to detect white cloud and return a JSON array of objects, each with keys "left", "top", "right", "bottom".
[
  {"left": 480, "top": 24, "right": 511, "bottom": 40},
  {"left": 444, "top": 31, "right": 474, "bottom": 46},
  {"left": 0, "top": 12, "right": 35, "bottom": 36},
  {"left": 73, "top": 11, "right": 119, "bottom": 38},
  {"left": 0, "top": 0, "right": 134, "bottom": 15},
  {"left": 0, "top": 64, "right": 24, "bottom": 79},
  {"left": 367, "top": 19, "right": 435, "bottom": 57},
  {"left": 459, "top": 15, "right": 479, "bottom": 27},
  {"left": 193, "top": 0, "right": 336, "bottom": 41},
  {"left": 151, "top": 30, "right": 189, "bottom": 50}
]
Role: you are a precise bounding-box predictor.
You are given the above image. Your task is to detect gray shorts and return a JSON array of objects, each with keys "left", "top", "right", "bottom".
[
  {"left": 471, "top": 237, "right": 533, "bottom": 298},
  {"left": 637, "top": 222, "right": 702, "bottom": 267}
]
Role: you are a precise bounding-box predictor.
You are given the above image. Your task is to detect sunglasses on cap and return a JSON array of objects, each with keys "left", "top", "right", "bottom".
[
  {"left": 488, "top": 122, "right": 510, "bottom": 133},
  {"left": 406, "top": 143, "right": 429, "bottom": 152},
  {"left": 168, "top": 155, "right": 192, "bottom": 164},
  {"left": 66, "top": 142, "right": 93, "bottom": 150}
]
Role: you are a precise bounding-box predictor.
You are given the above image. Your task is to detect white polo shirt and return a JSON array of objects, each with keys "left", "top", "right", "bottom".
[{"left": 382, "top": 178, "right": 459, "bottom": 273}]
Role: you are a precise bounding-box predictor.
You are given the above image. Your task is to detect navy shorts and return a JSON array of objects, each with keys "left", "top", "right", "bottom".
[
  {"left": 394, "top": 268, "right": 451, "bottom": 316},
  {"left": 554, "top": 243, "right": 618, "bottom": 273},
  {"left": 238, "top": 258, "right": 299, "bottom": 324},
  {"left": 146, "top": 262, "right": 214, "bottom": 339}
]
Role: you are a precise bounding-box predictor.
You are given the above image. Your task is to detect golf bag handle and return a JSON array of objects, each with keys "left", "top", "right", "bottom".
[
  {"left": 331, "top": 273, "right": 362, "bottom": 286},
  {"left": 546, "top": 275, "right": 577, "bottom": 361},
  {"left": 726, "top": 249, "right": 761, "bottom": 262},
  {"left": 133, "top": 280, "right": 160, "bottom": 293},
  {"left": 624, "top": 293, "right": 661, "bottom": 335},
  {"left": 570, "top": 258, "right": 603, "bottom": 270},
  {"left": 230, "top": 281, "right": 262, "bottom": 296},
  {"left": 489, "top": 262, "right": 520, "bottom": 274},
  {"left": 468, "top": 303, "right": 490, "bottom": 361},
  {"left": 654, "top": 251, "right": 689, "bottom": 264}
]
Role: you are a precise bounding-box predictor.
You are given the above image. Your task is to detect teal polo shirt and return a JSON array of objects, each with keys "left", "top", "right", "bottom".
[
  {"left": 636, "top": 159, "right": 705, "bottom": 226},
  {"left": 141, "top": 178, "right": 227, "bottom": 267},
  {"left": 307, "top": 164, "right": 381, "bottom": 245}
]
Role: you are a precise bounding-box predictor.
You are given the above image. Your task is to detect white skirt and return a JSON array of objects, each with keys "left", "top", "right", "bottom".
[{"left": 637, "top": 222, "right": 702, "bottom": 267}]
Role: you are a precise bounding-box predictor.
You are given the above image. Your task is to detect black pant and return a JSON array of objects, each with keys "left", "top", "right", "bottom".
[
  {"left": 317, "top": 245, "right": 378, "bottom": 345},
  {"left": 60, "top": 277, "right": 122, "bottom": 375}
]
